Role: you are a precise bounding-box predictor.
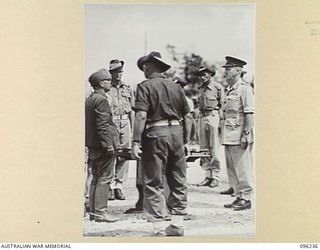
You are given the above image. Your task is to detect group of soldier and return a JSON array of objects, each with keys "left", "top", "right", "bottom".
[{"left": 85, "top": 51, "right": 255, "bottom": 237}]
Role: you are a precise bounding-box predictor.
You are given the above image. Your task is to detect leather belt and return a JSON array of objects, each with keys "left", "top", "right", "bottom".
[
  {"left": 199, "top": 109, "right": 219, "bottom": 118},
  {"left": 113, "top": 114, "right": 129, "bottom": 120},
  {"left": 146, "top": 119, "right": 180, "bottom": 129}
]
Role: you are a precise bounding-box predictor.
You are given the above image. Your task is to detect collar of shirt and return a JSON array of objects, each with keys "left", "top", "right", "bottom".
[
  {"left": 226, "top": 79, "right": 242, "bottom": 93},
  {"left": 200, "top": 80, "right": 214, "bottom": 90},
  {"left": 94, "top": 88, "right": 106, "bottom": 96},
  {"left": 149, "top": 73, "right": 165, "bottom": 79},
  {"left": 112, "top": 81, "right": 124, "bottom": 88}
]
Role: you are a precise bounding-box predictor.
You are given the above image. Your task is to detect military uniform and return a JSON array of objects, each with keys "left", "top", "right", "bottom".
[
  {"left": 109, "top": 81, "right": 134, "bottom": 194},
  {"left": 198, "top": 80, "right": 223, "bottom": 184},
  {"left": 221, "top": 79, "right": 254, "bottom": 201},
  {"left": 85, "top": 88, "right": 119, "bottom": 218},
  {"left": 133, "top": 72, "right": 190, "bottom": 222}
]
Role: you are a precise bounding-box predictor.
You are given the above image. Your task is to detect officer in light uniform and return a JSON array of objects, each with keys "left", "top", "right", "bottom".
[
  {"left": 220, "top": 56, "right": 255, "bottom": 211},
  {"left": 108, "top": 59, "right": 134, "bottom": 201},
  {"left": 196, "top": 66, "right": 223, "bottom": 188}
]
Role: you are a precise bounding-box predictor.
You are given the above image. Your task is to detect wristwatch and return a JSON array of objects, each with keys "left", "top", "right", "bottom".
[{"left": 243, "top": 130, "right": 250, "bottom": 135}]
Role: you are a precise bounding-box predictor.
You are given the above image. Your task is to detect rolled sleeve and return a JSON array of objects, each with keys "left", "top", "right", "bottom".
[
  {"left": 241, "top": 85, "right": 255, "bottom": 113},
  {"left": 133, "top": 83, "right": 150, "bottom": 112}
]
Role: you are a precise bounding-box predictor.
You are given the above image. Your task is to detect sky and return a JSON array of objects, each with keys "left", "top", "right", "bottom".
[{"left": 85, "top": 4, "right": 255, "bottom": 95}]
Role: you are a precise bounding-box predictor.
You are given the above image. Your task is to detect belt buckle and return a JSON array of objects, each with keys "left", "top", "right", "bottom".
[
  {"left": 119, "top": 114, "right": 127, "bottom": 119},
  {"left": 168, "top": 120, "right": 179, "bottom": 126}
]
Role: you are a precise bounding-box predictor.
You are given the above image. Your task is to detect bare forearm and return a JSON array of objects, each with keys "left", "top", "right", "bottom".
[
  {"left": 182, "top": 113, "right": 192, "bottom": 144},
  {"left": 132, "top": 111, "right": 147, "bottom": 142},
  {"left": 243, "top": 113, "right": 254, "bottom": 132},
  {"left": 129, "top": 111, "right": 135, "bottom": 130}
]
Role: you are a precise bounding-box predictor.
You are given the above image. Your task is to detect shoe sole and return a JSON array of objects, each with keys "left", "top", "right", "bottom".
[
  {"left": 224, "top": 205, "right": 233, "bottom": 209},
  {"left": 124, "top": 209, "right": 143, "bottom": 214},
  {"left": 220, "top": 192, "right": 234, "bottom": 195},
  {"left": 165, "top": 232, "right": 184, "bottom": 236},
  {"left": 94, "top": 219, "right": 118, "bottom": 223},
  {"left": 224, "top": 200, "right": 240, "bottom": 209},
  {"left": 152, "top": 231, "right": 166, "bottom": 237},
  {"left": 233, "top": 204, "right": 252, "bottom": 211}
]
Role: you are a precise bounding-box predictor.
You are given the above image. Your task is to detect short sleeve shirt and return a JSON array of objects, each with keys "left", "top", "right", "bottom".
[
  {"left": 198, "top": 81, "right": 222, "bottom": 112},
  {"left": 133, "top": 73, "right": 190, "bottom": 122},
  {"left": 186, "top": 97, "right": 194, "bottom": 113},
  {"left": 221, "top": 80, "right": 255, "bottom": 145},
  {"left": 109, "top": 82, "right": 134, "bottom": 116}
]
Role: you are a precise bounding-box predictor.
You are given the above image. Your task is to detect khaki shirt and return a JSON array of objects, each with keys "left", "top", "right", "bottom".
[
  {"left": 198, "top": 81, "right": 222, "bottom": 113},
  {"left": 186, "top": 96, "right": 194, "bottom": 113},
  {"left": 133, "top": 73, "right": 190, "bottom": 122},
  {"left": 221, "top": 80, "right": 255, "bottom": 145},
  {"left": 109, "top": 82, "right": 134, "bottom": 116}
]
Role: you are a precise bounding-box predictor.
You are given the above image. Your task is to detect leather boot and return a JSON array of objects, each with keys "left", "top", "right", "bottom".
[
  {"left": 108, "top": 189, "right": 115, "bottom": 201},
  {"left": 114, "top": 188, "right": 125, "bottom": 200},
  {"left": 165, "top": 224, "right": 184, "bottom": 236},
  {"left": 233, "top": 199, "right": 252, "bottom": 211},
  {"left": 220, "top": 187, "right": 234, "bottom": 195},
  {"left": 196, "top": 177, "right": 211, "bottom": 187},
  {"left": 224, "top": 197, "right": 241, "bottom": 208},
  {"left": 209, "top": 178, "right": 219, "bottom": 188}
]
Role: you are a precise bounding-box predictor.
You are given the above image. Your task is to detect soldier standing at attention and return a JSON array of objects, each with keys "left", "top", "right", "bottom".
[
  {"left": 108, "top": 59, "right": 134, "bottom": 201},
  {"left": 131, "top": 51, "right": 191, "bottom": 236},
  {"left": 221, "top": 56, "right": 255, "bottom": 211},
  {"left": 85, "top": 69, "right": 120, "bottom": 222},
  {"left": 196, "top": 66, "right": 223, "bottom": 189}
]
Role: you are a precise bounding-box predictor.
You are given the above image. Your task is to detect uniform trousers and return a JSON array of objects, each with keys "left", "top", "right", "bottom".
[
  {"left": 198, "top": 111, "right": 221, "bottom": 180},
  {"left": 224, "top": 144, "right": 254, "bottom": 200},
  {"left": 141, "top": 125, "right": 187, "bottom": 222},
  {"left": 88, "top": 148, "right": 116, "bottom": 215},
  {"left": 112, "top": 118, "right": 131, "bottom": 189}
]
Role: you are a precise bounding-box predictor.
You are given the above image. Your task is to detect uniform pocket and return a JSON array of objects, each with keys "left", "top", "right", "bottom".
[
  {"left": 205, "top": 92, "right": 218, "bottom": 108},
  {"left": 121, "top": 92, "right": 131, "bottom": 112},
  {"left": 224, "top": 117, "right": 242, "bottom": 142},
  {"left": 224, "top": 117, "right": 240, "bottom": 130},
  {"left": 121, "top": 91, "right": 131, "bottom": 98},
  {"left": 226, "top": 95, "right": 240, "bottom": 112},
  {"left": 142, "top": 128, "right": 167, "bottom": 154}
]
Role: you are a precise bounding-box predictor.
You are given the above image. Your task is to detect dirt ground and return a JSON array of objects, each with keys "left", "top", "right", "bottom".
[{"left": 83, "top": 148, "right": 255, "bottom": 237}]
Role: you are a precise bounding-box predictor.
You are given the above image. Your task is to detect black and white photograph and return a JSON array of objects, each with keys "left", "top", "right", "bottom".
[{"left": 84, "top": 3, "right": 255, "bottom": 237}]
